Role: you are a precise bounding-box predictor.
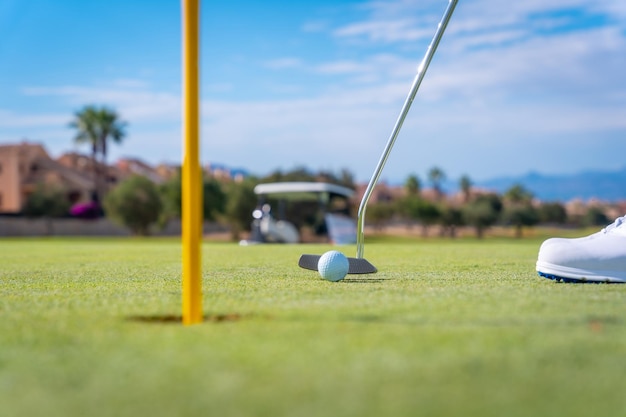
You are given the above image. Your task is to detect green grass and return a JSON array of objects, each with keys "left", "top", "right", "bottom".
[{"left": 1, "top": 236, "right": 625, "bottom": 417}]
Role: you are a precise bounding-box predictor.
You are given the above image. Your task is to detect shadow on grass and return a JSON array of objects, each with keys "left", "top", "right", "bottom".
[
  {"left": 126, "top": 313, "right": 245, "bottom": 324},
  {"left": 342, "top": 278, "right": 392, "bottom": 283}
]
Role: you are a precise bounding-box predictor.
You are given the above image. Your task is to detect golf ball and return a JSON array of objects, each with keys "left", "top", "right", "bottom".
[{"left": 318, "top": 250, "right": 349, "bottom": 282}]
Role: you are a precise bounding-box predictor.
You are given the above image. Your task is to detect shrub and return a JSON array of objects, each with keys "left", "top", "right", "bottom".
[
  {"left": 223, "top": 179, "right": 257, "bottom": 240},
  {"left": 462, "top": 194, "right": 503, "bottom": 238},
  {"left": 104, "top": 175, "right": 163, "bottom": 235},
  {"left": 159, "top": 174, "right": 226, "bottom": 224},
  {"left": 22, "top": 183, "right": 70, "bottom": 218}
]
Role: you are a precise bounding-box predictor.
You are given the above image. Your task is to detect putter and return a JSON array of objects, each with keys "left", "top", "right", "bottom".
[{"left": 299, "top": 0, "right": 458, "bottom": 274}]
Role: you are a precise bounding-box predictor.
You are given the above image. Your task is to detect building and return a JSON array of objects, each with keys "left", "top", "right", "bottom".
[
  {"left": 1, "top": 140, "right": 251, "bottom": 215},
  {"left": 57, "top": 152, "right": 125, "bottom": 192},
  {"left": 205, "top": 162, "right": 247, "bottom": 183},
  {"left": 0, "top": 142, "right": 94, "bottom": 214},
  {"left": 116, "top": 158, "right": 167, "bottom": 184}
]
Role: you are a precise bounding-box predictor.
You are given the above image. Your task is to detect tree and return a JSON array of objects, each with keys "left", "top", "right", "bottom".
[
  {"left": 365, "top": 201, "right": 395, "bottom": 231},
  {"left": 202, "top": 179, "right": 227, "bottom": 221},
  {"left": 440, "top": 204, "right": 464, "bottom": 238},
  {"left": 427, "top": 166, "right": 446, "bottom": 200},
  {"left": 321, "top": 168, "right": 356, "bottom": 189},
  {"left": 223, "top": 179, "right": 258, "bottom": 240},
  {"left": 104, "top": 175, "right": 163, "bottom": 236},
  {"left": 159, "top": 174, "right": 182, "bottom": 225},
  {"left": 459, "top": 174, "right": 472, "bottom": 203},
  {"left": 538, "top": 202, "right": 567, "bottom": 225},
  {"left": 263, "top": 166, "right": 313, "bottom": 183},
  {"left": 414, "top": 200, "right": 441, "bottom": 237},
  {"left": 463, "top": 194, "right": 502, "bottom": 238},
  {"left": 22, "top": 184, "right": 71, "bottom": 235},
  {"left": 403, "top": 196, "right": 441, "bottom": 237},
  {"left": 159, "top": 173, "right": 226, "bottom": 224},
  {"left": 502, "top": 205, "right": 539, "bottom": 238},
  {"left": 337, "top": 168, "right": 356, "bottom": 189},
  {"left": 583, "top": 206, "right": 608, "bottom": 227},
  {"left": 69, "top": 105, "right": 127, "bottom": 203},
  {"left": 262, "top": 167, "right": 356, "bottom": 190},
  {"left": 22, "top": 184, "right": 70, "bottom": 218},
  {"left": 502, "top": 184, "right": 538, "bottom": 237},
  {"left": 404, "top": 174, "right": 421, "bottom": 196},
  {"left": 504, "top": 183, "right": 533, "bottom": 204}
]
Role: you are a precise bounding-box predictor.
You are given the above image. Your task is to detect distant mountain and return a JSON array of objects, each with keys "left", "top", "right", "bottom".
[{"left": 476, "top": 167, "right": 626, "bottom": 202}]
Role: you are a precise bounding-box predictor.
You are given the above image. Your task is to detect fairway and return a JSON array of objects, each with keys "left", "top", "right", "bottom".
[{"left": 1, "top": 237, "right": 625, "bottom": 417}]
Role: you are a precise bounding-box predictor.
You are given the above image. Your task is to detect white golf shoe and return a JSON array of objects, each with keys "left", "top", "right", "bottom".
[{"left": 536, "top": 215, "right": 626, "bottom": 283}]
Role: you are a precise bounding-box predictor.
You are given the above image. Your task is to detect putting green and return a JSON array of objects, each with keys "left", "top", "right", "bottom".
[{"left": 0, "top": 237, "right": 624, "bottom": 417}]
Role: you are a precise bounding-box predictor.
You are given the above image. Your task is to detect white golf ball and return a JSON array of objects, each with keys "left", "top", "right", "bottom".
[{"left": 318, "top": 250, "right": 349, "bottom": 282}]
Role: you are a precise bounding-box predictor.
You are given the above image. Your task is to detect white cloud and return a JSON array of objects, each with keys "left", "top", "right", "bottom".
[
  {"left": 334, "top": 19, "right": 433, "bottom": 43},
  {"left": 3, "top": 0, "right": 626, "bottom": 182},
  {"left": 196, "top": 0, "right": 626, "bottom": 179},
  {"left": 335, "top": 0, "right": 626, "bottom": 52},
  {"left": 22, "top": 83, "right": 181, "bottom": 124},
  {"left": 0, "top": 109, "right": 68, "bottom": 128}
]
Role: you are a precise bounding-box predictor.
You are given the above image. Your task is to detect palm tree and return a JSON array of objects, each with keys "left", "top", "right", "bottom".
[
  {"left": 427, "top": 166, "right": 446, "bottom": 200},
  {"left": 70, "top": 105, "right": 127, "bottom": 202},
  {"left": 404, "top": 174, "right": 421, "bottom": 196},
  {"left": 459, "top": 174, "right": 472, "bottom": 202},
  {"left": 503, "top": 184, "right": 537, "bottom": 238},
  {"left": 504, "top": 183, "right": 533, "bottom": 204},
  {"left": 95, "top": 107, "right": 127, "bottom": 167}
]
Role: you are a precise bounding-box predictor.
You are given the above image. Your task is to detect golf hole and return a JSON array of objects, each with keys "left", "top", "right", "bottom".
[{"left": 127, "top": 313, "right": 243, "bottom": 324}]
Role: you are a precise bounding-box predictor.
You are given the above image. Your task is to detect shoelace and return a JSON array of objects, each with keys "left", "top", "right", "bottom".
[{"left": 602, "top": 216, "right": 626, "bottom": 234}]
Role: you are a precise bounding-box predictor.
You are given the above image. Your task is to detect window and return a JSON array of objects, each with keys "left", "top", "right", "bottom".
[
  {"left": 0, "top": 162, "right": 3, "bottom": 175},
  {"left": 0, "top": 192, "right": 3, "bottom": 209}
]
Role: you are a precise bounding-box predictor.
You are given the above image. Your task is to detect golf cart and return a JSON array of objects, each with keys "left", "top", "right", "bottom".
[{"left": 241, "top": 182, "right": 357, "bottom": 245}]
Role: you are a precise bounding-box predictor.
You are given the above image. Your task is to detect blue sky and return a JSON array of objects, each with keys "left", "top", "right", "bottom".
[{"left": 1, "top": 0, "right": 625, "bottom": 183}]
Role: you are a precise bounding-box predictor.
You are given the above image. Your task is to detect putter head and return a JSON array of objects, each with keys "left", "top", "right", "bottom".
[{"left": 298, "top": 254, "right": 377, "bottom": 274}]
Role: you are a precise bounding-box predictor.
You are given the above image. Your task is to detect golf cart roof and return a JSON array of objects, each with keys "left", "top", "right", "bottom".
[{"left": 254, "top": 182, "right": 354, "bottom": 199}]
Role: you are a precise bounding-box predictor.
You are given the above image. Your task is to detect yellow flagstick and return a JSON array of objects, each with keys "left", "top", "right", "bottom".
[{"left": 182, "top": 0, "right": 203, "bottom": 325}]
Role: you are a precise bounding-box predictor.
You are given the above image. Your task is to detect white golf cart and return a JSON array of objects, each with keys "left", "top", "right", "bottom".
[{"left": 241, "top": 182, "right": 357, "bottom": 245}]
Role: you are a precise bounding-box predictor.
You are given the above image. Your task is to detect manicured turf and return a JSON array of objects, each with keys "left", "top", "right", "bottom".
[{"left": 1, "top": 236, "right": 625, "bottom": 417}]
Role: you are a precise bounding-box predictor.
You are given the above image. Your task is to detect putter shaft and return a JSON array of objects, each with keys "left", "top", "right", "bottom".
[{"left": 356, "top": 0, "right": 458, "bottom": 259}]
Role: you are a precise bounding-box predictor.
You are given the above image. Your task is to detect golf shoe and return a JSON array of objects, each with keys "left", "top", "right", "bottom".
[{"left": 536, "top": 215, "right": 626, "bottom": 283}]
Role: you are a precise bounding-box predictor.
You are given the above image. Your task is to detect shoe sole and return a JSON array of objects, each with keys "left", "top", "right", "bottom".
[
  {"left": 537, "top": 271, "right": 626, "bottom": 284},
  {"left": 536, "top": 262, "right": 626, "bottom": 283},
  {"left": 537, "top": 271, "right": 624, "bottom": 284}
]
